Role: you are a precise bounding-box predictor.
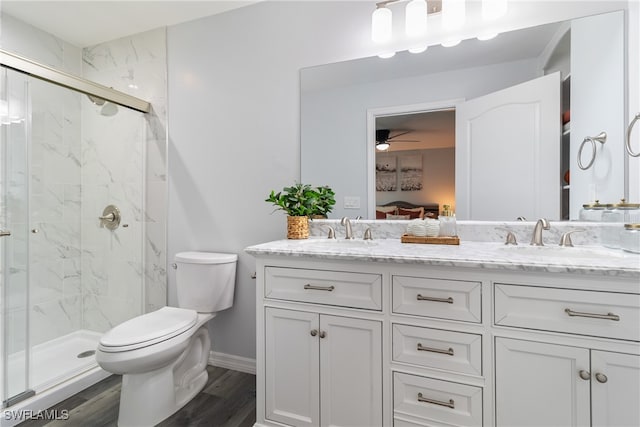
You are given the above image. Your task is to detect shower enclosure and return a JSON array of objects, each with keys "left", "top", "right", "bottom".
[{"left": 0, "top": 50, "right": 150, "bottom": 411}]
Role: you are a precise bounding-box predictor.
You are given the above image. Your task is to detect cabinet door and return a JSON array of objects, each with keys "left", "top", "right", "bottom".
[
  {"left": 320, "top": 315, "right": 382, "bottom": 427},
  {"left": 265, "top": 308, "right": 320, "bottom": 427},
  {"left": 495, "top": 337, "right": 590, "bottom": 427},
  {"left": 591, "top": 351, "right": 640, "bottom": 427}
]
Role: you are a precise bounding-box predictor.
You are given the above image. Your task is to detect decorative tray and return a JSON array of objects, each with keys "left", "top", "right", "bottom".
[{"left": 400, "top": 234, "right": 460, "bottom": 245}]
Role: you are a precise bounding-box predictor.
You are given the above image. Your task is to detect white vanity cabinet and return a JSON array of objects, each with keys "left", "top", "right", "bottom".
[
  {"left": 260, "top": 265, "right": 383, "bottom": 427},
  {"left": 248, "top": 242, "right": 640, "bottom": 427},
  {"left": 494, "top": 283, "right": 640, "bottom": 427}
]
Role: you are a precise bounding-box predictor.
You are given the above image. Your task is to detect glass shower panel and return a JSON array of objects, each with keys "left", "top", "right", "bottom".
[{"left": 1, "top": 67, "right": 31, "bottom": 406}]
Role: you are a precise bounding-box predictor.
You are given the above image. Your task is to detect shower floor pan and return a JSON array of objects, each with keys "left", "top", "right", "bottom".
[{"left": 6, "top": 329, "right": 102, "bottom": 396}]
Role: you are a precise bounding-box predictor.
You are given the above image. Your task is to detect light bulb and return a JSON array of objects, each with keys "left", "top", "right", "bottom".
[
  {"left": 376, "top": 142, "right": 390, "bottom": 151},
  {"left": 482, "top": 0, "right": 507, "bottom": 21},
  {"left": 408, "top": 45, "right": 428, "bottom": 54},
  {"left": 442, "top": 0, "right": 466, "bottom": 31},
  {"left": 441, "top": 39, "right": 461, "bottom": 47},
  {"left": 372, "top": 7, "right": 392, "bottom": 43},
  {"left": 378, "top": 51, "right": 396, "bottom": 59},
  {"left": 477, "top": 33, "right": 498, "bottom": 41},
  {"left": 406, "top": 0, "right": 427, "bottom": 38}
]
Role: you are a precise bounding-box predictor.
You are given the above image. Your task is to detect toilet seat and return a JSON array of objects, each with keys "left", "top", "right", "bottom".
[{"left": 99, "top": 307, "right": 198, "bottom": 352}]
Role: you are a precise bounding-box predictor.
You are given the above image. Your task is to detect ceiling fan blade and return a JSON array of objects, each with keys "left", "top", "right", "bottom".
[{"left": 388, "top": 130, "right": 412, "bottom": 140}]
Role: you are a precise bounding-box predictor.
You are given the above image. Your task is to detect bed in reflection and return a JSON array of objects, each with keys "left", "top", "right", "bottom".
[{"left": 376, "top": 201, "right": 439, "bottom": 219}]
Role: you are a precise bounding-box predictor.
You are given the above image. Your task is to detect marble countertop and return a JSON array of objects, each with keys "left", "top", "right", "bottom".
[{"left": 245, "top": 238, "right": 640, "bottom": 278}]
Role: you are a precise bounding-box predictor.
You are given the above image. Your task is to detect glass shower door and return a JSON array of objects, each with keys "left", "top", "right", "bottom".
[{"left": 1, "top": 67, "right": 33, "bottom": 407}]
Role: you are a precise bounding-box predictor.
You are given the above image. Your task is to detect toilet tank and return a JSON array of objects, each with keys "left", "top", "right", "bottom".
[{"left": 174, "top": 252, "right": 237, "bottom": 313}]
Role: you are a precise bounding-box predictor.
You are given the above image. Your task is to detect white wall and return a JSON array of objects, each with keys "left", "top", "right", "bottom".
[{"left": 167, "top": 0, "right": 636, "bottom": 361}]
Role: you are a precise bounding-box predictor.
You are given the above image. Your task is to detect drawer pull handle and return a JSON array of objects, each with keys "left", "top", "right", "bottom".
[
  {"left": 578, "top": 370, "right": 591, "bottom": 381},
  {"left": 595, "top": 373, "right": 608, "bottom": 383},
  {"left": 417, "top": 393, "right": 455, "bottom": 409},
  {"left": 417, "top": 343, "right": 454, "bottom": 356},
  {"left": 564, "top": 308, "right": 620, "bottom": 321},
  {"left": 417, "top": 294, "right": 453, "bottom": 304},
  {"left": 304, "top": 284, "right": 335, "bottom": 292}
]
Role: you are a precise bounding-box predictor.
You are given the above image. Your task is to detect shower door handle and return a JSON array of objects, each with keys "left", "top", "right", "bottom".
[{"left": 0, "top": 230, "right": 11, "bottom": 237}]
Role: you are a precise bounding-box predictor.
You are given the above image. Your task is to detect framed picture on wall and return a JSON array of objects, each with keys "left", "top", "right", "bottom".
[
  {"left": 400, "top": 154, "right": 423, "bottom": 191},
  {"left": 376, "top": 154, "right": 396, "bottom": 191}
]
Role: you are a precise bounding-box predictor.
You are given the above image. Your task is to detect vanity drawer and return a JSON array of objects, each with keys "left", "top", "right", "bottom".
[
  {"left": 392, "top": 324, "right": 482, "bottom": 376},
  {"left": 265, "top": 267, "right": 382, "bottom": 310},
  {"left": 393, "top": 372, "right": 483, "bottom": 427},
  {"left": 392, "top": 276, "right": 482, "bottom": 323},
  {"left": 494, "top": 284, "right": 640, "bottom": 341}
]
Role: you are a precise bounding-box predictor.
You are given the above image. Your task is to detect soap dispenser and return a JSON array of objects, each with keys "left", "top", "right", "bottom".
[{"left": 439, "top": 205, "right": 457, "bottom": 237}]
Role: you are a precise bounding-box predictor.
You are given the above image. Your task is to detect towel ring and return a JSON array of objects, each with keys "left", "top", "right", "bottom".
[
  {"left": 625, "top": 113, "right": 640, "bottom": 157},
  {"left": 577, "top": 131, "right": 607, "bottom": 170}
]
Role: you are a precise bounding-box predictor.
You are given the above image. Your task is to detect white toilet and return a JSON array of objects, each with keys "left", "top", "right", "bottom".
[{"left": 96, "top": 251, "right": 237, "bottom": 427}]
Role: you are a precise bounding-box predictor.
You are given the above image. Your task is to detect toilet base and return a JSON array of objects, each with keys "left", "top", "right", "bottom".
[{"left": 116, "top": 326, "right": 210, "bottom": 427}]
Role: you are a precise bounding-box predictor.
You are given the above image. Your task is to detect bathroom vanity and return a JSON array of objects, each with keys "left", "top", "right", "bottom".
[{"left": 246, "top": 234, "right": 640, "bottom": 427}]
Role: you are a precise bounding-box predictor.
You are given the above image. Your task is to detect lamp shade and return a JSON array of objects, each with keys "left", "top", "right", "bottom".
[
  {"left": 442, "top": 0, "right": 466, "bottom": 30},
  {"left": 482, "top": 0, "right": 507, "bottom": 20},
  {"left": 372, "top": 7, "right": 392, "bottom": 43},
  {"left": 406, "top": 0, "right": 427, "bottom": 38}
]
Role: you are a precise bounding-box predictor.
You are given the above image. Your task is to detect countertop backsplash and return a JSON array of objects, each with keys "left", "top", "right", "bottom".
[{"left": 309, "top": 219, "right": 619, "bottom": 246}]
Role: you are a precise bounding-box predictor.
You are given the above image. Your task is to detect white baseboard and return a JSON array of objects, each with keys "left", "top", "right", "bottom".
[{"left": 208, "top": 351, "right": 256, "bottom": 375}]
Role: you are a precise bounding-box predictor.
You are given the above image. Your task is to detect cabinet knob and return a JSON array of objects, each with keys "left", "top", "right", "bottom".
[
  {"left": 310, "top": 329, "right": 318, "bottom": 337},
  {"left": 595, "top": 373, "right": 608, "bottom": 383},
  {"left": 319, "top": 331, "right": 326, "bottom": 339},
  {"left": 578, "top": 370, "right": 591, "bottom": 381}
]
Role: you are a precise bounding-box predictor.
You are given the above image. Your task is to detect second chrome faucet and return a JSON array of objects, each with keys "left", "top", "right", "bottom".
[{"left": 530, "top": 218, "right": 550, "bottom": 246}]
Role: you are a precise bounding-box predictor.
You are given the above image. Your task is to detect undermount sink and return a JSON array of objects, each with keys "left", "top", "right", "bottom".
[
  {"left": 498, "top": 245, "right": 627, "bottom": 259},
  {"left": 300, "top": 239, "right": 378, "bottom": 248}
]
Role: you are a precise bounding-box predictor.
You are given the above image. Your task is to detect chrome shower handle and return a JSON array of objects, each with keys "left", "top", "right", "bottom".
[
  {"left": 99, "top": 213, "right": 116, "bottom": 221},
  {"left": 99, "top": 205, "right": 121, "bottom": 230}
]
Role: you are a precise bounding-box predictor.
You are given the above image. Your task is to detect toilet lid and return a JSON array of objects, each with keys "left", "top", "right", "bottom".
[{"left": 99, "top": 307, "right": 198, "bottom": 351}]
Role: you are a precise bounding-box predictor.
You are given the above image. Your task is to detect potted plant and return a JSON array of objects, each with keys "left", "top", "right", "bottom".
[{"left": 266, "top": 183, "right": 335, "bottom": 239}]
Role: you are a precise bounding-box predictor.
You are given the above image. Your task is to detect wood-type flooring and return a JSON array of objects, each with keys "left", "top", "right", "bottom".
[{"left": 18, "top": 366, "right": 256, "bottom": 427}]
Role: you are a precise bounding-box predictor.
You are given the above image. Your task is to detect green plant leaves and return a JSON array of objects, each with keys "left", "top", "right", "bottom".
[{"left": 265, "top": 183, "right": 336, "bottom": 217}]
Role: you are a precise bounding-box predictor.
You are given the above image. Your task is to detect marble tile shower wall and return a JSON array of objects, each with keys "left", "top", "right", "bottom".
[
  {"left": 81, "top": 28, "right": 168, "bottom": 329},
  {"left": 1, "top": 14, "right": 168, "bottom": 350}
]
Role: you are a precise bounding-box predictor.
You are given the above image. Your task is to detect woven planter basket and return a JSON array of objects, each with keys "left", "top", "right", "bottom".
[{"left": 287, "top": 216, "right": 309, "bottom": 239}]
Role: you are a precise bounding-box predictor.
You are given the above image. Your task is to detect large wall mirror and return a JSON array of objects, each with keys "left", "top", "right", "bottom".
[{"left": 301, "top": 10, "right": 627, "bottom": 221}]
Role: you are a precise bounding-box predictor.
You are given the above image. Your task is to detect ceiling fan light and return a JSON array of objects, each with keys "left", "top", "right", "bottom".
[
  {"left": 482, "top": 0, "right": 507, "bottom": 21},
  {"left": 442, "top": 0, "right": 465, "bottom": 31},
  {"left": 376, "top": 141, "right": 390, "bottom": 151},
  {"left": 372, "top": 6, "right": 392, "bottom": 43},
  {"left": 406, "top": 0, "right": 427, "bottom": 38}
]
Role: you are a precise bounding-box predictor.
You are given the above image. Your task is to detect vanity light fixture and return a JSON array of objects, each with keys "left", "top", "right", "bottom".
[
  {"left": 442, "top": 0, "right": 465, "bottom": 31},
  {"left": 405, "top": 0, "right": 427, "bottom": 38},
  {"left": 441, "top": 39, "right": 462, "bottom": 47},
  {"left": 482, "top": 0, "right": 508, "bottom": 21},
  {"left": 378, "top": 51, "right": 397, "bottom": 59},
  {"left": 477, "top": 33, "right": 498, "bottom": 41},
  {"left": 372, "top": 4, "right": 393, "bottom": 43}
]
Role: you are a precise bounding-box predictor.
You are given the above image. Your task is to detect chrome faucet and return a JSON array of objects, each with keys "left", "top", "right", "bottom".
[
  {"left": 340, "top": 217, "right": 354, "bottom": 239},
  {"left": 530, "top": 218, "right": 550, "bottom": 246}
]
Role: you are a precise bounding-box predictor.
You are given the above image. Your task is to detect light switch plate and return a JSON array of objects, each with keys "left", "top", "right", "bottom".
[{"left": 344, "top": 196, "right": 360, "bottom": 209}]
